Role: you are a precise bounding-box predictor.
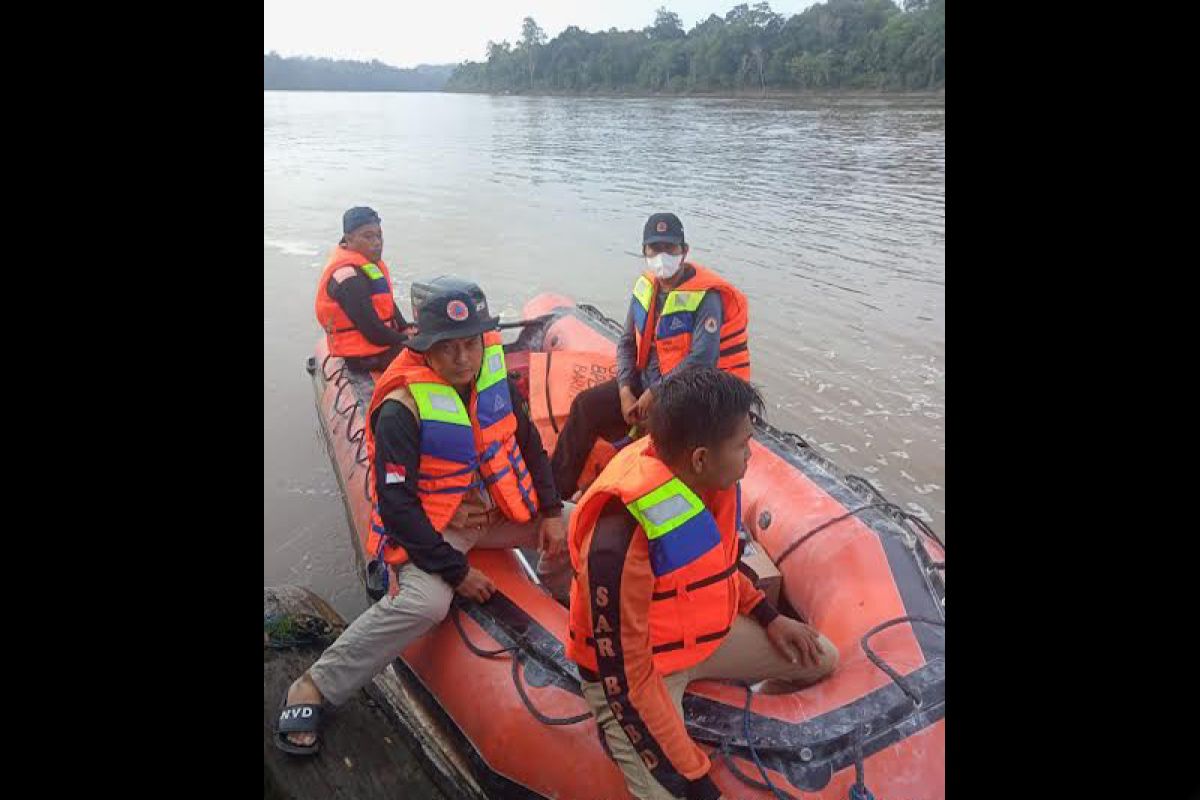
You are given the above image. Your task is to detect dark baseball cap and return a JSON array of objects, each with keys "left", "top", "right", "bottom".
[
  {"left": 405, "top": 277, "right": 499, "bottom": 352},
  {"left": 643, "top": 213, "right": 685, "bottom": 246},
  {"left": 343, "top": 206, "right": 381, "bottom": 234}
]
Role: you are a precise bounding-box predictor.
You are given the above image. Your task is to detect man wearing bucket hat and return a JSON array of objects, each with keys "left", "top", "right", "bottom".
[
  {"left": 551, "top": 212, "right": 753, "bottom": 500},
  {"left": 276, "top": 276, "right": 572, "bottom": 756},
  {"left": 314, "top": 206, "right": 412, "bottom": 371}
]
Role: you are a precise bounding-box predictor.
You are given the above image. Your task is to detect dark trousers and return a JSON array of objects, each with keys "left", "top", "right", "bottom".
[
  {"left": 550, "top": 377, "right": 635, "bottom": 498},
  {"left": 343, "top": 343, "right": 404, "bottom": 373}
]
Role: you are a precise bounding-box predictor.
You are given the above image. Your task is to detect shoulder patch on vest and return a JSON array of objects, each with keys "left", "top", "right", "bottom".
[{"left": 332, "top": 266, "right": 358, "bottom": 283}]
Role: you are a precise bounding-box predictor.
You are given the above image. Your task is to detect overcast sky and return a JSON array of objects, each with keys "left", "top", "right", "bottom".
[{"left": 265, "top": 0, "right": 820, "bottom": 68}]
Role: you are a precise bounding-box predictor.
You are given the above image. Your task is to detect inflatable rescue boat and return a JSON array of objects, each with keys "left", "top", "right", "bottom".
[{"left": 305, "top": 294, "right": 945, "bottom": 800}]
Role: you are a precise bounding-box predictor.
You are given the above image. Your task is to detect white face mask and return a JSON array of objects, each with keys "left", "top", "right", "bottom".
[{"left": 646, "top": 252, "right": 683, "bottom": 279}]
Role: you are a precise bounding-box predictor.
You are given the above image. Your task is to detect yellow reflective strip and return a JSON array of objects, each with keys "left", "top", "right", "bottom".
[
  {"left": 626, "top": 478, "right": 704, "bottom": 539},
  {"left": 665, "top": 289, "right": 705, "bottom": 313},
  {"left": 632, "top": 275, "right": 653, "bottom": 311},
  {"left": 409, "top": 383, "right": 470, "bottom": 426},
  {"left": 475, "top": 344, "right": 507, "bottom": 393}
]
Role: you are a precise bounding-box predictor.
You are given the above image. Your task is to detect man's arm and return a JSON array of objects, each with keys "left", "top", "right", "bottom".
[
  {"left": 616, "top": 305, "right": 641, "bottom": 391},
  {"left": 329, "top": 271, "right": 409, "bottom": 347},
  {"left": 675, "top": 290, "right": 724, "bottom": 371},
  {"left": 372, "top": 401, "right": 469, "bottom": 586}
]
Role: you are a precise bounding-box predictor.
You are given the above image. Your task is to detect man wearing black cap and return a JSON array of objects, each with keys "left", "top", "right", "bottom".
[
  {"left": 276, "top": 277, "right": 571, "bottom": 756},
  {"left": 550, "top": 213, "right": 752, "bottom": 499},
  {"left": 314, "top": 206, "right": 411, "bottom": 372}
]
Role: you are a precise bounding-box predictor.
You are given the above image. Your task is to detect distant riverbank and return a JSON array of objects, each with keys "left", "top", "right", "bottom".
[{"left": 444, "top": 87, "right": 945, "bottom": 101}]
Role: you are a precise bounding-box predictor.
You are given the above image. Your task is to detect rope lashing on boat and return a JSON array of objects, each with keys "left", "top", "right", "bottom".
[
  {"left": 843, "top": 474, "right": 945, "bottom": 554},
  {"left": 449, "top": 603, "right": 592, "bottom": 726},
  {"left": 860, "top": 616, "right": 945, "bottom": 708},
  {"left": 718, "top": 681, "right": 804, "bottom": 800},
  {"left": 320, "top": 352, "right": 345, "bottom": 385},
  {"left": 717, "top": 617, "right": 946, "bottom": 799},
  {"left": 770, "top": 472, "right": 945, "bottom": 572},
  {"left": 319, "top": 355, "right": 373, "bottom": 496},
  {"left": 849, "top": 725, "right": 875, "bottom": 800},
  {"left": 773, "top": 504, "right": 888, "bottom": 569},
  {"left": 843, "top": 616, "right": 945, "bottom": 800}
]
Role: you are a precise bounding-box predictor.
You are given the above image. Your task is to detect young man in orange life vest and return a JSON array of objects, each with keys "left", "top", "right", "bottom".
[{"left": 568, "top": 367, "right": 838, "bottom": 800}]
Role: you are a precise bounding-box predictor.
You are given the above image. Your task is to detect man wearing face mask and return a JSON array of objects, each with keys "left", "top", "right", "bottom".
[{"left": 551, "top": 213, "right": 751, "bottom": 500}]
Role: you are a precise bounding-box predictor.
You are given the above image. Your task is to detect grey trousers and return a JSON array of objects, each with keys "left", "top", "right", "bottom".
[{"left": 309, "top": 508, "right": 573, "bottom": 706}]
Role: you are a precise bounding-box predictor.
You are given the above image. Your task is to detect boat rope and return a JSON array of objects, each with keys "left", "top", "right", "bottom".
[
  {"left": 843, "top": 474, "right": 945, "bottom": 553},
  {"left": 860, "top": 616, "right": 944, "bottom": 707},
  {"left": 773, "top": 503, "right": 889, "bottom": 569},
  {"left": 318, "top": 354, "right": 374, "bottom": 499},
  {"left": 848, "top": 724, "right": 875, "bottom": 800},
  {"left": 718, "top": 681, "right": 804, "bottom": 800},
  {"left": 771, "top": 472, "right": 944, "bottom": 572},
  {"left": 449, "top": 603, "right": 592, "bottom": 726}
]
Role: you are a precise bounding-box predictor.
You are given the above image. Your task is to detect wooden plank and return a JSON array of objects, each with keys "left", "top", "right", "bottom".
[{"left": 264, "top": 585, "right": 451, "bottom": 800}]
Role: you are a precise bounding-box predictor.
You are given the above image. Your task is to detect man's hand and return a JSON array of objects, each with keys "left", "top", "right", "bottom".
[
  {"left": 619, "top": 385, "right": 639, "bottom": 426},
  {"left": 630, "top": 388, "right": 655, "bottom": 423},
  {"left": 765, "top": 616, "right": 823, "bottom": 668},
  {"left": 454, "top": 567, "right": 496, "bottom": 603},
  {"left": 537, "top": 514, "right": 567, "bottom": 559}
]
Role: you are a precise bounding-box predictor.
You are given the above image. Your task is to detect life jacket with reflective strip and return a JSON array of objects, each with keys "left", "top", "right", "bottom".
[
  {"left": 364, "top": 331, "right": 538, "bottom": 565},
  {"left": 567, "top": 436, "right": 743, "bottom": 674},
  {"left": 629, "top": 263, "right": 750, "bottom": 380},
  {"left": 314, "top": 245, "right": 400, "bottom": 358}
]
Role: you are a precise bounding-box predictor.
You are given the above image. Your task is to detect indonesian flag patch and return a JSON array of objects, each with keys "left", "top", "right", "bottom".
[{"left": 385, "top": 462, "right": 406, "bottom": 484}]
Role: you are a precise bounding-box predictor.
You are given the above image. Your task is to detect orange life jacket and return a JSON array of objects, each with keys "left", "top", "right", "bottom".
[
  {"left": 567, "top": 436, "right": 743, "bottom": 674},
  {"left": 364, "top": 331, "right": 539, "bottom": 565},
  {"left": 314, "top": 245, "right": 400, "bottom": 358},
  {"left": 630, "top": 263, "right": 750, "bottom": 380}
]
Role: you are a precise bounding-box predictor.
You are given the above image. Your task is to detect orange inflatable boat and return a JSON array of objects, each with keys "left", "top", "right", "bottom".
[{"left": 306, "top": 294, "right": 945, "bottom": 800}]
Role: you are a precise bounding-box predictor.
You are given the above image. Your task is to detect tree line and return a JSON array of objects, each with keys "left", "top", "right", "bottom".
[
  {"left": 264, "top": 53, "right": 455, "bottom": 91},
  {"left": 445, "top": 0, "right": 944, "bottom": 94}
]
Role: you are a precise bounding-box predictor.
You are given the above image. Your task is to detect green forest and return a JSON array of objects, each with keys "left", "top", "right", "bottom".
[
  {"left": 264, "top": 53, "right": 455, "bottom": 91},
  {"left": 446, "top": 0, "right": 944, "bottom": 94}
]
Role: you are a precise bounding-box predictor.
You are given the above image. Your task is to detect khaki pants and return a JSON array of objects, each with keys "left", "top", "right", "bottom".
[
  {"left": 580, "top": 617, "right": 839, "bottom": 800},
  {"left": 309, "top": 508, "right": 573, "bottom": 706}
]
